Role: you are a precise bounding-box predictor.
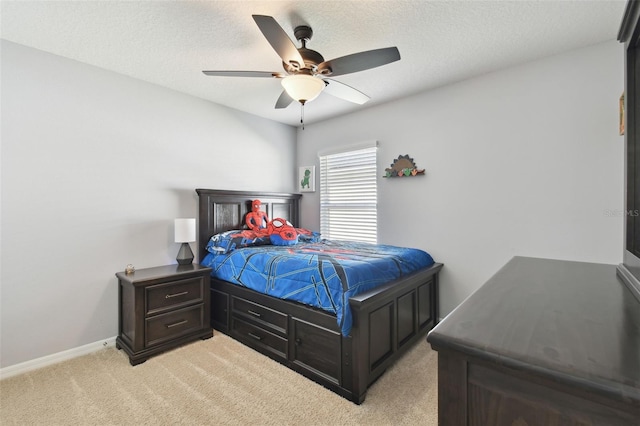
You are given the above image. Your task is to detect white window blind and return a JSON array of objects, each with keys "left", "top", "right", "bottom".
[{"left": 319, "top": 146, "right": 377, "bottom": 243}]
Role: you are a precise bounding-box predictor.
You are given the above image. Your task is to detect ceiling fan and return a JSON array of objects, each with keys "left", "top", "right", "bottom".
[{"left": 202, "top": 15, "right": 401, "bottom": 117}]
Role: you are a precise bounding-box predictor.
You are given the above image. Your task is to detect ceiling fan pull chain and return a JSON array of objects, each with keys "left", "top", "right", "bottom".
[{"left": 300, "top": 102, "right": 305, "bottom": 130}]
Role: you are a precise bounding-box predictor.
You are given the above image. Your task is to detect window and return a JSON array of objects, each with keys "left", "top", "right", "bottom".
[{"left": 319, "top": 144, "right": 377, "bottom": 243}]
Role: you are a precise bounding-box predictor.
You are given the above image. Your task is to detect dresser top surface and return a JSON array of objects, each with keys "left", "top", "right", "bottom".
[{"left": 428, "top": 256, "right": 640, "bottom": 403}]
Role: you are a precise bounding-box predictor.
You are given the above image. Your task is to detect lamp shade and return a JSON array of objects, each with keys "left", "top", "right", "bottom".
[
  {"left": 174, "top": 218, "right": 196, "bottom": 243},
  {"left": 281, "top": 74, "right": 325, "bottom": 103}
]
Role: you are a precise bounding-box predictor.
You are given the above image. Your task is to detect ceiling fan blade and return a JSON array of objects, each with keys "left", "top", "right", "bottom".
[
  {"left": 275, "top": 90, "right": 294, "bottom": 109},
  {"left": 202, "top": 70, "right": 284, "bottom": 78},
  {"left": 252, "top": 15, "right": 305, "bottom": 69},
  {"left": 322, "top": 79, "right": 370, "bottom": 105},
  {"left": 318, "top": 47, "right": 400, "bottom": 77}
]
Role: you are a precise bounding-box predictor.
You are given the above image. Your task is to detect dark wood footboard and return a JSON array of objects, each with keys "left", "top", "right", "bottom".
[{"left": 349, "top": 262, "right": 442, "bottom": 401}]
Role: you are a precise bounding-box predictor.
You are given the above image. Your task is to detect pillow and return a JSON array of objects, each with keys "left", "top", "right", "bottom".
[
  {"left": 296, "top": 228, "right": 322, "bottom": 243},
  {"left": 206, "top": 228, "right": 322, "bottom": 254},
  {"left": 267, "top": 218, "right": 298, "bottom": 246},
  {"left": 206, "top": 229, "right": 270, "bottom": 254}
]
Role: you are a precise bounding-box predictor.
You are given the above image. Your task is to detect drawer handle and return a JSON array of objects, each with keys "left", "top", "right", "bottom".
[
  {"left": 295, "top": 338, "right": 302, "bottom": 346},
  {"left": 248, "top": 332, "right": 262, "bottom": 341},
  {"left": 166, "top": 320, "right": 188, "bottom": 328},
  {"left": 166, "top": 291, "right": 188, "bottom": 299},
  {"left": 247, "top": 310, "right": 262, "bottom": 318}
]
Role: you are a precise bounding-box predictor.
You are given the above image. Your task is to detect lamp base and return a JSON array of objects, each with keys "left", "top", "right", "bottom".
[{"left": 176, "top": 242, "right": 194, "bottom": 265}]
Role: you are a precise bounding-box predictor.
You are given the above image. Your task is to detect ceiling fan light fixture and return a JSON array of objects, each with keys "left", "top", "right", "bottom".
[{"left": 281, "top": 74, "right": 325, "bottom": 104}]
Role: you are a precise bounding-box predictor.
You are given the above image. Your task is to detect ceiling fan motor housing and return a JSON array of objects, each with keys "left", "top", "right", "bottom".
[
  {"left": 294, "top": 25, "right": 313, "bottom": 42},
  {"left": 282, "top": 25, "right": 330, "bottom": 75}
]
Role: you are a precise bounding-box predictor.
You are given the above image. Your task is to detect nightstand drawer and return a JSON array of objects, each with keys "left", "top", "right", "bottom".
[
  {"left": 232, "top": 296, "right": 287, "bottom": 334},
  {"left": 146, "top": 277, "right": 204, "bottom": 315},
  {"left": 146, "top": 305, "right": 204, "bottom": 347}
]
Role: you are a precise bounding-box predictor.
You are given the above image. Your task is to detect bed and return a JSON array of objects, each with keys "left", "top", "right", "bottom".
[{"left": 196, "top": 188, "right": 443, "bottom": 404}]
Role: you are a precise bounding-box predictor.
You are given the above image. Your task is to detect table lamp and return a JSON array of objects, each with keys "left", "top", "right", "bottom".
[{"left": 174, "top": 218, "right": 196, "bottom": 265}]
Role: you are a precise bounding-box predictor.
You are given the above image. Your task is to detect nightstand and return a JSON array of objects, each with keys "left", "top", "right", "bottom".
[{"left": 116, "top": 264, "right": 213, "bottom": 365}]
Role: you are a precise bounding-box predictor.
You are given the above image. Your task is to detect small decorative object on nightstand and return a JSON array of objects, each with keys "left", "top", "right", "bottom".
[
  {"left": 174, "top": 218, "right": 196, "bottom": 264},
  {"left": 115, "top": 264, "right": 213, "bottom": 365}
]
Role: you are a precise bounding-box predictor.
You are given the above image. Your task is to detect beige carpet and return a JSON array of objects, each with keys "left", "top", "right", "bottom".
[{"left": 0, "top": 333, "right": 438, "bottom": 425}]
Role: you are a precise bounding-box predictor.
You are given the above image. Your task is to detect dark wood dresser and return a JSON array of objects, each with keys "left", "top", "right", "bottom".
[
  {"left": 116, "top": 264, "right": 213, "bottom": 365},
  {"left": 427, "top": 256, "right": 640, "bottom": 425}
]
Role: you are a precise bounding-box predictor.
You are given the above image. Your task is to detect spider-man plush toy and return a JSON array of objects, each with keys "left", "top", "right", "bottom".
[
  {"left": 245, "top": 199, "right": 269, "bottom": 233},
  {"left": 267, "top": 218, "right": 298, "bottom": 246}
]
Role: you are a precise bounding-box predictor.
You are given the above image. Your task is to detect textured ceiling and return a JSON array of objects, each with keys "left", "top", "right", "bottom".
[{"left": 1, "top": 0, "right": 628, "bottom": 127}]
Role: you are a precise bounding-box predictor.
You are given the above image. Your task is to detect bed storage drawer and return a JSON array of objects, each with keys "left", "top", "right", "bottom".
[
  {"left": 231, "top": 317, "right": 288, "bottom": 359},
  {"left": 231, "top": 296, "right": 288, "bottom": 335}
]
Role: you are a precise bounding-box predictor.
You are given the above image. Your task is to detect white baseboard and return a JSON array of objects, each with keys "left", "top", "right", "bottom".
[
  {"left": 617, "top": 263, "right": 640, "bottom": 302},
  {"left": 0, "top": 336, "right": 117, "bottom": 380}
]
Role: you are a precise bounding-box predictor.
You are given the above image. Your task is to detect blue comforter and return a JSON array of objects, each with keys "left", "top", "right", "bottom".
[{"left": 201, "top": 240, "right": 435, "bottom": 336}]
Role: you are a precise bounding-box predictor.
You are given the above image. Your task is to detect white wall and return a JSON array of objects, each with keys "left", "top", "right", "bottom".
[
  {"left": 0, "top": 41, "right": 297, "bottom": 368},
  {"left": 297, "top": 40, "right": 624, "bottom": 317}
]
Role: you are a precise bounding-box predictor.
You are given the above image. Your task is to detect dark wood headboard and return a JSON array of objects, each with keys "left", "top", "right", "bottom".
[{"left": 195, "top": 189, "right": 302, "bottom": 262}]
